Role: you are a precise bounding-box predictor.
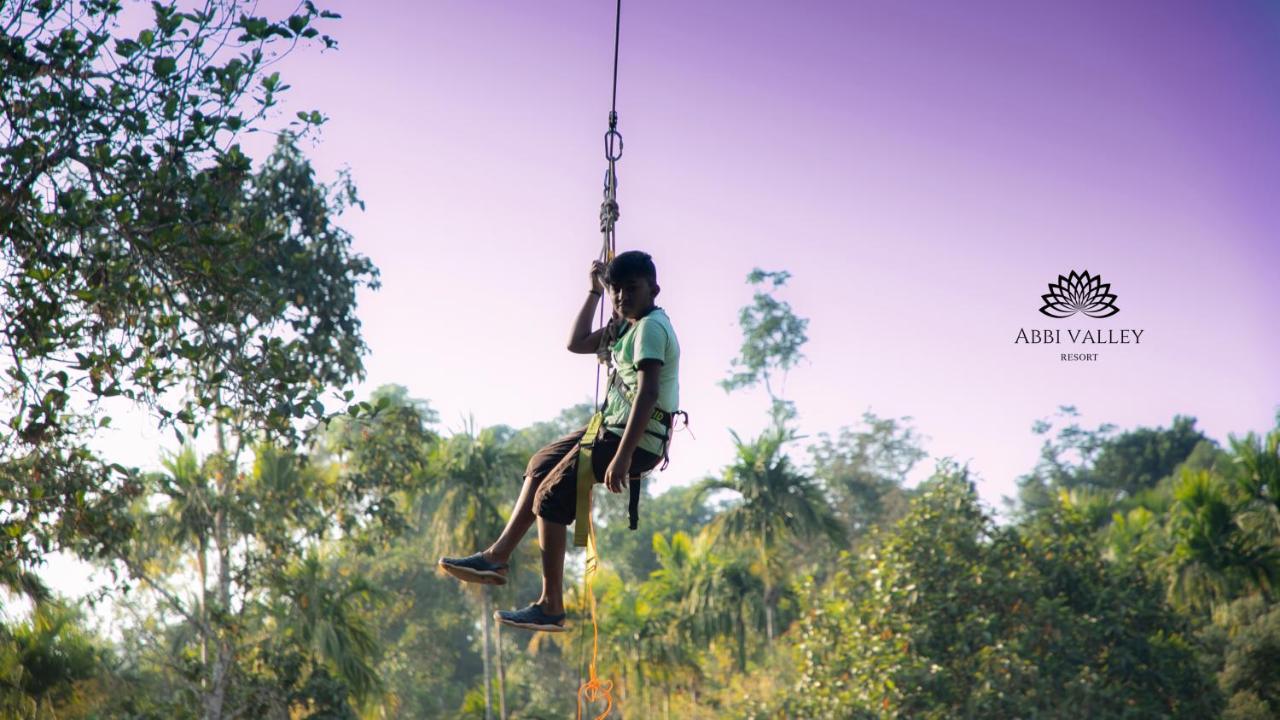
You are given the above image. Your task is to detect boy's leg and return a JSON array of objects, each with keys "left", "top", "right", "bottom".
[
  {"left": 482, "top": 474, "right": 539, "bottom": 565},
  {"left": 483, "top": 428, "right": 585, "bottom": 565},
  {"left": 534, "top": 515, "right": 567, "bottom": 615}
]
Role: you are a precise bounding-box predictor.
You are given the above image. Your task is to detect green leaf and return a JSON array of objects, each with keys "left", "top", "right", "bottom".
[
  {"left": 114, "top": 39, "right": 141, "bottom": 57},
  {"left": 153, "top": 56, "right": 177, "bottom": 77}
]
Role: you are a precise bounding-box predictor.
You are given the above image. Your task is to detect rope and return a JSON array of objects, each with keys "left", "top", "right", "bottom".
[
  {"left": 610, "top": 0, "right": 621, "bottom": 117},
  {"left": 595, "top": 0, "right": 623, "bottom": 400},
  {"left": 575, "top": 521, "right": 614, "bottom": 720},
  {"left": 579, "top": 1, "right": 624, "bottom": 717}
]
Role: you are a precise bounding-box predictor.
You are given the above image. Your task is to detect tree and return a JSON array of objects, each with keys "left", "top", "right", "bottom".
[
  {"left": 320, "top": 384, "right": 439, "bottom": 554},
  {"left": 1092, "top": 415, "right": 1206, "bottom": 499},
  {"left": 0, "top": 600, "right": 103, "bottom": 719},
  {"left": 80, "top": 381, "right": 433, "bottom": 720},
  {"left": 1209, "top": 594, "right": 1280, "bottom": 720},
  {"left": 1013, "top": 408, "right": 1207, "bottom": 517},
  {"left": 1228, "top": 418, "right": 1280, "bottom": 546},
  {"left": 1165, "top": 469, "right": 1279, "bottom": 612},
  {"left": 341, "top": 520, "right": 488, "bottom": 719},
  {"left": 653, "top": 529, "right": 764, "bottom": 675},
  {"left": 693, "top": 424, "right": 844, "bottom": 642},
  {"left": 720, "top": 268, "right": 808, "bottom": 427},
  {"left": 269, "top": 549, "right": 387, "bottom": 710},
  {"left": 426, "top": 421, "right": 524, "bottom": 720},
  {"left": 807, "top": 411, "right": 927, "bottom": 541},
  {"left": 152, "top": 446, "right": 214, "bottom": 681},
  {"left": 593, "top": 482, "right": 714, "bottom": 585},
  {"left": 708, "top": 267, "right": 838, "bottom": 644},
  {"left": 512, "top": 401, "right": 594, "bottom": 454},
  {"left": 1011, "top": 406, "right": 1116, "bottom": 514},
  {"left": 1, "top": 0, "right": 374, "bottom": 576},
  {"left": 787, "top": 467, "right": 1221, "bottom": 719}
]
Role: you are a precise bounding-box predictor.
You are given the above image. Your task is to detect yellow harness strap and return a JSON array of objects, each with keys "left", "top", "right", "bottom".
[{"left": 573, "top": 411, "right": 605, "bottom": 548}]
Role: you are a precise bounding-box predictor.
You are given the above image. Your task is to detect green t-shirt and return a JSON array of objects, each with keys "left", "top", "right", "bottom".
[{"left": 602, "top": 306, "right": 681, "bottom": 456}]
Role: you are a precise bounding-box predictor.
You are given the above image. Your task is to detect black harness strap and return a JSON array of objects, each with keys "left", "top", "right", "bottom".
[{"left": 603, "top": 368, "right": 689, "bottom": 529}]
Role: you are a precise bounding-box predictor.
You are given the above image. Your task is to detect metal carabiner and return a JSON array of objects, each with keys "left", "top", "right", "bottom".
[
  {"left": 602, "top": 166, "right": 619, "bottom": 197},
  {"left": 604, "top": 128, "right": 623, "bottom": 162}
]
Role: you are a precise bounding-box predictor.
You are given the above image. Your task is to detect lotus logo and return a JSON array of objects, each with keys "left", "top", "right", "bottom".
[{"left": 1039, "top": 270, "right": 1119, "bottom": 319}]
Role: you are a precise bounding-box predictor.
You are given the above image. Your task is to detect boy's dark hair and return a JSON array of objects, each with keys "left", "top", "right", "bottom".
[{"left": 605, "top": 250, "right": 658, "bottom": 288}]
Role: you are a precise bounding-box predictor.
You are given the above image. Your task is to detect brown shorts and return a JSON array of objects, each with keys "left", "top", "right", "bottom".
[{"left": 528, "top": 425, "right": 662, "bottom": 526}]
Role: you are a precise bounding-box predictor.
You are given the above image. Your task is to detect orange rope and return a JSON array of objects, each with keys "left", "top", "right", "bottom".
[{"left": 576, "top": 518, "right": 615, "bottom": 719}]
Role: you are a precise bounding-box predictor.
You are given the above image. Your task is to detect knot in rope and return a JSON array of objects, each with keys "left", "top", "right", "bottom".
[{"left": 599, "top": 195, "right": 619, "bottom": 234}]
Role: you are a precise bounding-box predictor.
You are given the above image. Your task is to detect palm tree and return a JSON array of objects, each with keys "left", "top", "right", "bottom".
[
  {"left": 1166, "top": 469, "right": 1280, "bottom": 611},
  {"left": 645, "top": 530, "right": 749, "bottom": 674},
  {"left": 693, "top": 424, "right": 845, "bottom": 641},
  {"left": 1104, "top": 506, "right": 1164, "bottom": 566},
  {"left": 1057, "top": 486, "right": 1122, "bottom": 530},
  {"left": 0, "top": 601, "right": 98, "bottom": 718},
  {"left": 426, "top": 419, "right": 522, "bottom": 720},
  {"left": 695, "top": 540, "right": 765, "bottom": 674},
  {"left": 278, "top": 549, "right": 387, "bottom": 705},
  {"left": 155, "top": 445, "right": 214, "bottom": 680},
  {"left": 1230, "top": 426, "right": 1280, "bottom": 544}
]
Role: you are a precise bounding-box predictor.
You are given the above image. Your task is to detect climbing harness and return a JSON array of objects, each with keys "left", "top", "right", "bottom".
[{"left": 600, "top": 319, "right": 691, "bottom": 527}]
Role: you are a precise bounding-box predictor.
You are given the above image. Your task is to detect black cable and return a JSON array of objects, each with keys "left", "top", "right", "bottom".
[{"left": 610, "top": 0, "right": 621, "bottom": 119}]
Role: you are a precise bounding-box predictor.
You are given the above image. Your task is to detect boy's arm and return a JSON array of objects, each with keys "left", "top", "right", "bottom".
[
  {"left": 605, "top": 359, "right": 662, "bottom": 493},
  {"left": 567, "top": 259, "right": 609, "bottom": 354},
  {"left": 567, "top": 292, "right": 607, "bottom": 354}
]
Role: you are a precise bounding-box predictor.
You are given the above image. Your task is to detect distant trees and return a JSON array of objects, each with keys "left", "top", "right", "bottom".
[
  {"left": 787, "top": 469, "right": 1221, "bottom": 719},
  {"left": 808, "top": 412, "right": 927, "bottom": 541},
  {"left": 5, "top": 385, "right": 1276, "bottom": 718},
  {"left": 1013, "top": 406, "right": 1207, "bottom": 516}
]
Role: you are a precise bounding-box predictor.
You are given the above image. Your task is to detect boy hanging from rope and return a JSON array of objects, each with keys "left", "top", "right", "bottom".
[{"left": 439, "top": 250, "right": 682, "bottom": 632}]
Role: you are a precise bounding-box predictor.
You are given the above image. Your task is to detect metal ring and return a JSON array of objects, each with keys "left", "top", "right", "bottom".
[{"left": 604, "top": 128, "right": 623, "bottom": 162}]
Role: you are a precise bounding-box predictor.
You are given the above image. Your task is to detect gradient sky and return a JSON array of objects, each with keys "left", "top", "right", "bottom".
[{"left": 48, "top": 0, "right": 1277, "bottom": 557}]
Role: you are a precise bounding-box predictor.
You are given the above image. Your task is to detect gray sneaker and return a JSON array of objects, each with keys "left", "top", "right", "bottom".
[
  {"left": 438, "top": 552, "right": 509, "bottom": 585},
  {"left": 494, "top": 602, "right": 568, "bottom": 632}
]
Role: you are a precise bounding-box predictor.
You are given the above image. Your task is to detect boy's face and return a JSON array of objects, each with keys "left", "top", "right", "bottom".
[{"left": 609, "top": 274, "right": 658, "bottom": 320}]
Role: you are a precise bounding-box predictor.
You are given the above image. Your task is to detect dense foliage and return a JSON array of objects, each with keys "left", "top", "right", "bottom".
[{"left": 1, "top": 0, "right": 372, "bottom": 573}]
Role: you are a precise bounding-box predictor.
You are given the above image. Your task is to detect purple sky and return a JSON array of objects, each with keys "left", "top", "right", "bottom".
[{"left": 99, "top": 0, "right": 1280, "bottom": 511}]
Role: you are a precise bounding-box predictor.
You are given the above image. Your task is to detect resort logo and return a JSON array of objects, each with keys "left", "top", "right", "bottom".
[
  {"left": 1039, "top": 270, "right": 1118, "bottom": 318},
  {"left": 1016, "top": 270, "right": 1143, "bottom": 362}
]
